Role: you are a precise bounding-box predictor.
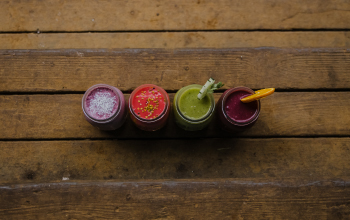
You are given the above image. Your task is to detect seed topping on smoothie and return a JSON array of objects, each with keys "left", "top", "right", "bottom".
[{"left": 132, "top": 87, "right": 166, "bottom": 120}]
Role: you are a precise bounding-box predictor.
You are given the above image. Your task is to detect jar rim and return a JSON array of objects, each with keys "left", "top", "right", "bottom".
[
  {"left": 175, "top": 84, "right": 215, "bottom": 124},
  {"left": 82, "top": 84, "right": 122, "bottom": 123},
  {"left": 221, "top": 86, "right": 261, "bottom": 126},
  {"left": 128, "top": 84, "right": 170, "bottom": 123}
]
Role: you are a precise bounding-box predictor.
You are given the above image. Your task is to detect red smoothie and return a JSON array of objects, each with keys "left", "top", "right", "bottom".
[
  {"left": 131, "top": 87, "right": 166, "bottom": 119},
  {"left": 85, "top": 87, "right": 119, "bottom": 120},
  {"left": 129, "top": 84, "right": 170, "bottom": 131},
  {"left": 225, "top": 91, "right": 258, "bottom": 122}
]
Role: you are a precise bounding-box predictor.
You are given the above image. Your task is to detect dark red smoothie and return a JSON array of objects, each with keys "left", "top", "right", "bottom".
[
  {"left": 225, "top": 91, "right": 258, "bottom": 123},
  {"left": 217, "top": 87, "right": 260, "bottom": 132}
]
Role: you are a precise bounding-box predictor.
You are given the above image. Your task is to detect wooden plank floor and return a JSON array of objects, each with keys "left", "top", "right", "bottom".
[
  {"left": 1, "top": 0, "right": 350, "bottom": 219},
  {"left": 2, "top": 0, "right": 350, "bottom": 31},
  {"left": 1, "top": 179, "right": 350, "bottom": 219},
  {"left": 0, "top": 138, "right": 349, "bottom": 184},
  {"left": 1, "top": 48, "right": 350, "bottom": 92},
  {"left": 1, "top": 32, "right": 350, "bottom": 49}
]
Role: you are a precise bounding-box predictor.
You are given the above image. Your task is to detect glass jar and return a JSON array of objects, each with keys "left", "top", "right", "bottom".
[
  {"left": 82, "top": 84, "right": 128, "bottom": 130},
  {"left": 173, "top": 84, "right": 215, "bottom": 131},
  {"left": 129, "top": 84, "right": 170, "bottom": 131},
  {"left": 217, "top": 86, "right": 260, "bottom": 132}
]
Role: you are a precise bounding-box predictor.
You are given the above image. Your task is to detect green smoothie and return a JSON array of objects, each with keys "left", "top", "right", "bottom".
[
  {"left": 178, "top": 87, "right": 211, "bottom": 120},
  {"left": 173, "top": 84, "right": 215, "bottom": 131}
]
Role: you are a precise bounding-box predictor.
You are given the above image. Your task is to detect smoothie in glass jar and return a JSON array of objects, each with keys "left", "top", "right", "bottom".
[
  {"left": 217, "top": 87, "right": 260, "bottom": 132},
  {"left": 129, "top": 84, "right": 170, "bottom": 131},
  {"left": 82, "top": 84, "right": 127, "bottom": 130},
  {"left": 173, "top": 84, "right": 215, "bottom": 131}
]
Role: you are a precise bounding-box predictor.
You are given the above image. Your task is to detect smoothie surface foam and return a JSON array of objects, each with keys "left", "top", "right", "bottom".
[{"left": 86, "top": 87, "right": 119, "bottom": 120}]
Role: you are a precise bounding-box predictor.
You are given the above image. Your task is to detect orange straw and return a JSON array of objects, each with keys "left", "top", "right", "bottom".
[{"left": 240, "top": 88, "right": 275, "bottom": 103}]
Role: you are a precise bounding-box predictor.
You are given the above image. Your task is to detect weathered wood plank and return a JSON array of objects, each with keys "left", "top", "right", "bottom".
[
  {"left": 0, "top": 92, "right": 349, "bottom": 139},
  {"left": 1, "top": 32, "right": 350, "bottom": 49},
  {"left": 0, "top": 138, "right": 349, "bottom": 184},
  {"left": 0, "top": 179, "right": 349, "bottom": 219},
  {"left": 1, "top": 0, "right": 350, "bottom": 32},
  {"left": 1, "top": 48, "right": 350, "bottom": 92}
]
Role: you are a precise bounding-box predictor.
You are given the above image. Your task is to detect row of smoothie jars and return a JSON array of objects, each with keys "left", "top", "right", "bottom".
[{"left": 82, "top": 82, "right": 264, "bottom": 132}]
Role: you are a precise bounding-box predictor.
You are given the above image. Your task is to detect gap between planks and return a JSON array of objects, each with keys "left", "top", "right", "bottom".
[
  {"left": 2, "top": 29, "right": 350, "bottom": 34},
  {"left": 2, "top": 89, "right": 350, "bottom": 96},
  {"left": 1, "top": 136, "right": 350, "bottom": 142}
]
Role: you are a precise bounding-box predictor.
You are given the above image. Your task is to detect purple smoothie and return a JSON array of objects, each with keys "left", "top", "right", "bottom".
[
  {"left": 85, "top": 88, "right": 119, "bottom": 120},
  {"left": 225, "top": 91, "right": 258, "bottom": 122}
]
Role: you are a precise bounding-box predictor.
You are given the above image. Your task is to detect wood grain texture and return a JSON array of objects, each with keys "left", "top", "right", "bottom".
[
  {"left": 0, "top": 138, "right": 349, "bottom": 184},
  {"left": 1, "top": 48, "right": 350, "bottom": 92},
  {"left": 1, "top": 0, "right": 350, "bottom": 32},
  {"left": 0, "top": 92, "right": 349, "bottom": 139},
  {"left": 1, "top": 179, "right": 350, "bottom": 219},
  {"left": 1, "top": 32, "right": 350, "bottom": 49}
]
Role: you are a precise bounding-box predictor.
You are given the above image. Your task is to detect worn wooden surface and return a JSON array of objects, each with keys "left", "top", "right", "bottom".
[
  {"left": 1, "top": 0, "right": 350, "bottom": 219},
  {"left": 0, "top": 138, "right": 349, "bottom": 184},
  {"left": 1, "top": 48, "right": 350, "bottom": 92},
  {"left": 2, "top": 0, "right": 350, "bottom": 32},
  {"left": 1, "top": 49, "right": 350, "bottom": 219},
  {"left": 1, "top": 32, "right": 350, "bottom": 49},
  {"left": 0, "top": 179, "right": 349, "bottom": 219}
]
